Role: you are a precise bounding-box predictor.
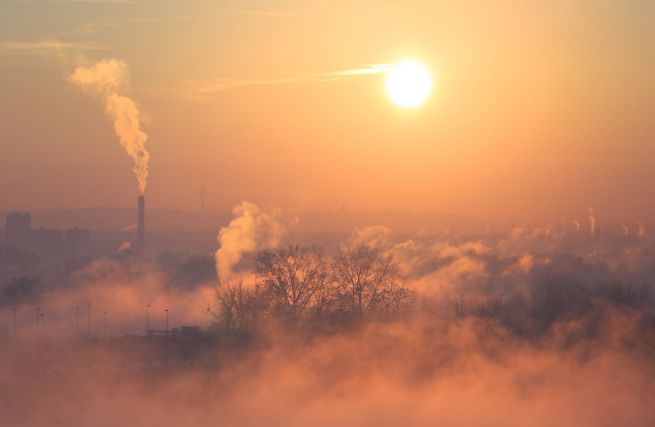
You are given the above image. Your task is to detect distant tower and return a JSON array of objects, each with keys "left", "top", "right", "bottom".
[{"left": 137, "top": 195, "right": 145, "bottom": 247}]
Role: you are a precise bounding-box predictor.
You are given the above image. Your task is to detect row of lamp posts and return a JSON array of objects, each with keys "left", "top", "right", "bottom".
[{"left": 8, "top": 304, "right": 170, "bottom": 338}]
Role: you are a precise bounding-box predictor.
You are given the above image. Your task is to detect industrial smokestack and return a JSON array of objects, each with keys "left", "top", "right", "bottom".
[{"left": 137, "top": 195, "right": 145, "bottom": 247}]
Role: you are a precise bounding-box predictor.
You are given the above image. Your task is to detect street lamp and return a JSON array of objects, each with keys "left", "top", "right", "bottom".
[{"left": 87, "top": 302, "right": 92, "bottom": 337}]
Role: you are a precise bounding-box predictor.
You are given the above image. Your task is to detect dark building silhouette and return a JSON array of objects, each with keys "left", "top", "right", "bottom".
[
  {"left": 65, "top": 228, "right": 91, "bottom": 252},
  {"left": 180, "top": 326, "right": 201, "bottom": 336},
  {"left": 30, "top": 228, "right": 63, "bottom": 251},
  {"left": 6, "top": 212, "right": 31, "bottom": 248},
  {"left": 5, "top": 212, "right": 92, "bottom": 254}
]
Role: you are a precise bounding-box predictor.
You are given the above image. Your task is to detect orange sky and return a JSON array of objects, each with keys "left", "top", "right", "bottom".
[{"left": 1, "top": 0, "right": 654, "bottom": 222}]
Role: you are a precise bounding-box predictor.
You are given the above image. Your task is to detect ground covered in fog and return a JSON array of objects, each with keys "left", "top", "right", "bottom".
[
  {"left": 1, "top": 311, "right": 655, "bottom": 427},
  {"left": 3, "top": 208, "right": 655, "bottom": 426}
]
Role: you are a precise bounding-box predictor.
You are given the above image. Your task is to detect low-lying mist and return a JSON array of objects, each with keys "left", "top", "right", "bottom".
[
  {"left": 2, "top": 311, "right": 654, "bottom": 427},
  {"left": 2, "top": 205, "right": 655, "bottom": 426}
]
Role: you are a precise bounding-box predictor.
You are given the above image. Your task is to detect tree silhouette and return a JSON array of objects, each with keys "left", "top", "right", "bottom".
[
  {"left": 332, "top": 246, "right": 403, "bottom": 318},
  {"left": 256, "top": 245, "right": 331, "bottom": 321},
  {"left": 211, "top": 278, "right": 267, "bottom": 332}
]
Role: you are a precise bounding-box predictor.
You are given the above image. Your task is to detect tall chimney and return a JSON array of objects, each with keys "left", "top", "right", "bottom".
[{"left": 137, "top": 195, "right": 145, "bottom": 247}]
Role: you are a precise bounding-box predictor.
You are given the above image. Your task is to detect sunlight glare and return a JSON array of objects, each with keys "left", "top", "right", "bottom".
[{"left": 385, "top": 60, "right": 433, "bottom": 108}]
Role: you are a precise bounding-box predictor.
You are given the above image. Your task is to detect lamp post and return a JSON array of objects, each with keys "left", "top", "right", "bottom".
[
  {"left": 146, "top": 304, "right": 150, "bottom": 336},
  {"left": 164, "top": 309, "right": 169, "bottom": 333},
  {"left": 40, "top": 312, "right": 45, "bottom": 337},
  {"left": 86, "top": 301, "right": 94, "bottom": 338}
]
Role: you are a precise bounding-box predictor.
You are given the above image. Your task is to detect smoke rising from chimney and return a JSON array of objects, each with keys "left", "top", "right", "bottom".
[
  {"left": 215, "top": 201, "right": 287, "bottom": 281},
  {"left": 68, "top": 59, "right": 150, "bottom": 194}
]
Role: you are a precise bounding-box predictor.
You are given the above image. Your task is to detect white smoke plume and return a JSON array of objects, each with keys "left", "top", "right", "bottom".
[
  {"left": 573, "top": 220, "right": 581, "bottom": 233},
  {"left": 215, "top": 201, "right": 288, "bottom": 281},
  {"left": 342, "top": 225, "right": 392, "bottom": 250},
  {"left": 588, "top": 208, "right": 597, "bottom": 237},
  {"left": 68, "top": 58, "right": 150, "bottom": 194},
  {"left": 639, "top": 222, "right": 647, "bottom": 238}
]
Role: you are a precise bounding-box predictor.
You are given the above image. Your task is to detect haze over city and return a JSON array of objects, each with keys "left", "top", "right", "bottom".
[{"left": 1, "top": 1, "right": 655, "bottom": 426}]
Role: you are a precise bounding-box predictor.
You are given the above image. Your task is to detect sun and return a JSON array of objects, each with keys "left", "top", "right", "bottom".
[{"left": 385, "top": 60, "right": 433, "bottom": 108}]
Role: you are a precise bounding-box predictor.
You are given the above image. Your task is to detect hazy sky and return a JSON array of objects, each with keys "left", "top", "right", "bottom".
[{"left": 1, "top": 0, "right": 654, "bottom": 221}]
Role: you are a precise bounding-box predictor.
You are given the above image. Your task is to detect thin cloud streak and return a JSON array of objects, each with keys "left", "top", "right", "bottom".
[
  {"left": 224, "top": 10, "right": 296, "bottom": 17},
  {"left": 15, "top": 0, "right": 143, "bottom": 4},
  {"left": 54, "top": 11, "right": 274, "bottom": 41},
  {"left": 174, "top": 64, "right": 393, "bottom": 100},
  {"left": 0, "top": 40, "right": 110, "bottom": 55}
]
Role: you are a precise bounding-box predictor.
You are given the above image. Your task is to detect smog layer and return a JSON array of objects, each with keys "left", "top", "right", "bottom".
[{"left": 2, "top": 204, "right": 655, "bottom": 427}]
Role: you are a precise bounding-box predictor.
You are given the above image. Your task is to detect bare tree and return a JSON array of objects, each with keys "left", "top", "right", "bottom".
[
  {"left": 255, "top": 245, "right": 332, "bottom": 321},
  {"left": 384, "top": 279, "right": 411, "bottom": 315},
  {"left": 213, "top": 245, "right": 409, "bottom": 330},
  {"left": 332, "top": 246, "right": 404, "bottom": 318},
  {"left": 211, "top": 278, "right": 267, "bottom": 332}
]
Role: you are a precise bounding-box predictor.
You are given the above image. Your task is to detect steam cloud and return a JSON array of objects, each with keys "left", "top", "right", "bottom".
[
  {"left": 214, "top": 201, "right": 288, "bottom": 281},
  {"left": 4, "top": 314, "right": 655, "bottom": 427},
  {"left": 4, "top": 212, "right": 655, "bottom": 426},
  {"left": 69, "top": 59, "right": 150, "bottom": 194},
  {"left": 342, "top": 225, "right": 392, "bottom": 250},
  {"left": 588, "top": 208, "right": 597, "bottom": 237}
]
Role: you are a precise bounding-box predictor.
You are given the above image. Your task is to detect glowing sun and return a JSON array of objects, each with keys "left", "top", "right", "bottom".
[{"left": 385, "top": 60, "right": 433, "bottom": 108}]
